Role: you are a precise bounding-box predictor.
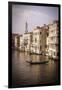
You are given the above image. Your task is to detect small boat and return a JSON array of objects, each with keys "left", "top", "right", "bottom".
[
  {"left": 26, "top": 60, "right": 49, "bottom": 65},
  {"left": 29, "top": 52, "right": 42, "bottom": 55}
]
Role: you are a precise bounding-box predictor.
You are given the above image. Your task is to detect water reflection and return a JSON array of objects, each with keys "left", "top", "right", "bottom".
[{"left": 12, "top": 50, "right": 59, "bottom": 87}]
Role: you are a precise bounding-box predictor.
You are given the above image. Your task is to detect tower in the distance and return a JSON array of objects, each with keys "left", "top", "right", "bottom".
[{"left": 25, "top": 21, "right": 28, "bottom": 33}]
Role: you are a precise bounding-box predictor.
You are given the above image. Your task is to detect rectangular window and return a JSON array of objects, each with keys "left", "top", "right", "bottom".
[
  {"left": 40, "top": 32, "right": 42, "bottom": 34},
  {"left": 40, "top": 46, "right": 42, "bottom": 50},
  {"left": 35, "top": 38, "right": 37, "bottom": 43}
]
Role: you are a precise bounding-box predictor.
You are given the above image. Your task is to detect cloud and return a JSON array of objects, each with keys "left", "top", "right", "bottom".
[{"left": 22, "top": 10, "right": 51, "bottom": 22}]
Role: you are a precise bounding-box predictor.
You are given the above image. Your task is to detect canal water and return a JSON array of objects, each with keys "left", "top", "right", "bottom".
[{"left": 12, "top": 50, "right": 59, "bottom": 87}]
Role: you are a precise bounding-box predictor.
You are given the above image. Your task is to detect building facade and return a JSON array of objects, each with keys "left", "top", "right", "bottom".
[
  {"left": 48, "top": 21, "right": 59, "bottom": 59},
  {"left": 30, "top": 25, "right": 48, "bottom": 54},
  {"left": 18, "top": 35, "right": 25, "bottom": 51},
  {"left": 12, "top": 34, "right": 20, "bottom": 48},
  {"left": 23, "top": 32, "right": 33, "bottom": 52}
]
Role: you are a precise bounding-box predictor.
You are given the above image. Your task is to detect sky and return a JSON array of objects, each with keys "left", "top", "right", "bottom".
[{"left": 12, "top": 4, "right": 59, "bottom": 34}]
